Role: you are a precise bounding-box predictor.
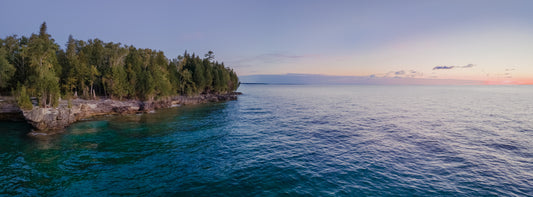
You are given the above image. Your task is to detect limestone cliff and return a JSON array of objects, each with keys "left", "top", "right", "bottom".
[
  {"left": 1, "top": 93, "right": 239, "bottom": 135},
  {"left": 0, "top": 97, "right": 24, "bottom": 121}
]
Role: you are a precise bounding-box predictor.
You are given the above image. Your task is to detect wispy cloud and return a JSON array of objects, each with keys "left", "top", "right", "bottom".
[
  {"left": 433, "top": 64, "right": 476, "bottom": 70},
  {"left": 461, "top": 64, "right": 475, "bottom": 68},
  {"left": 379, "top": 69, "right": 423, "bottom": 78},
  {"left": 395, "top": 70, "right": 405, "bottom": 75},
  {"left": 496, "top": 68, "right": 516, "bottom": 78},
  {"left": 495, "top": 73, "right": 513, "bottom": 78},
  {"left": 433, "top": 66, "right": 455, "bottom": 70}
]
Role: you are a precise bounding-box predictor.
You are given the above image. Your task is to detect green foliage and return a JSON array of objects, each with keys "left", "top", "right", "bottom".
[
  {"left": 0, "top": 45, "right": 16, "bottom": 89},
  {"left": 25, "top": 22, "right": 61, "bottom": 107},
  {"left": 109, "top": 66, "right": 128, "bottom": 100},
  {"left": 14, "top": 84, "right": 33, "bottom": 110},
  {"left": 1, "top": 22, "right": 239, "bottom": 102}
]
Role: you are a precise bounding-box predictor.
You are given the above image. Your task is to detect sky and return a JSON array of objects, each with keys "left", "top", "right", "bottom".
[{"left": 1, "top": 0, "right": 532, "bottom": 84}]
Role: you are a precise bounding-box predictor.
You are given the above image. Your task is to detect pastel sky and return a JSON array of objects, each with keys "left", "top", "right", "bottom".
[{"left": 1, "top": 0, "right": 532, "bottom": 84}]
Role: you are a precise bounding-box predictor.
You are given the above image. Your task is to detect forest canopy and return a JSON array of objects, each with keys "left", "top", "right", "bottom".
[{"left": 0, "top": 22, "right": 239, "bottom": 107}]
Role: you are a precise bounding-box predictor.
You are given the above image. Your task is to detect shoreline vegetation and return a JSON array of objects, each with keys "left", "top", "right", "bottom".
[{"left": 0, "top": 22, "right": 240, "bottom": 134}]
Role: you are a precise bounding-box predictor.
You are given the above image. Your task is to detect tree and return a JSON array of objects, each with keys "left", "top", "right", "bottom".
[
  {"left": 60, "top": 35, "right": 79, "bottom": 95},
  {"left": 0, "top": 45, "right": 16, "bottom": 90},
  {"left": 26, "top": 22, "right": 61, "bottom": 107},
  {"left": 192, "top": 58, "right": 205, "bottom": 93},
  {"left": 151, "top": 51, "right": 172, "bottom": 98},
  {"left": 205, "top": 50, "right": 215, "bottom": 61},
  {"left": 88, "top": 65, "right": 100, "bottom": 98},
  {"left": 203, "top": 59, "right": 213, "bottom": 92},
  {"left": 180, "top": 69, "right": 195, "bottom": 95},
  {"left": 2, "top": 23, "right": 240, "bottom": 105},
  {"left": 103, "top": 42, "right": 128, "bottom": 98},
  {"left": 106, "top": 65, "right": 127, "bottom": 100},
  {"left": 1, "top": 36, "right": 28, "bottom": 90},
  {"left": 14, "top": 84, "right": 33, "bottom": 110},
  {"left": 167, "top": 59, "right": 180, "bottom": 94}
]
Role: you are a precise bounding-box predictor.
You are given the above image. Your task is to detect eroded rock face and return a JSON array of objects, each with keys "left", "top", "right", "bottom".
[
  {"left": 19, "top": 93, "right": 239, "bottom": 134},
  {"left": 23, "top": 107, "right": 75, "bottom": 131},
  {"left": 22, "top": 99, "right": 143, "bottom": 132},
  {"left": 0, "top": 100, "right": 24, "bottom": 121}
]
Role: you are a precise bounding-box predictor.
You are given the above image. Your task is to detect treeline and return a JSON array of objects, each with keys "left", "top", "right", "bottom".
[{"left": 0, "top": 22, "right": 239, "bottom": 108}]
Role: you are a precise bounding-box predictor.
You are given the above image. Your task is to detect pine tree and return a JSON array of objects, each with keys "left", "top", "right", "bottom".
[
  {"left": 2, "top": 23, "right": 240, "bottom": 105},
  {"left": 26, "top": 22, "right": 61, "bottom": 107},
  {"left": 0, "top": 44, "right": 16, "bottom": 90}
]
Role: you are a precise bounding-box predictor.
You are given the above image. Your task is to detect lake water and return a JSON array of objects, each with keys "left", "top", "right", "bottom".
[{"left": 1, "top": 85, "right": 532, "bottom": 196}]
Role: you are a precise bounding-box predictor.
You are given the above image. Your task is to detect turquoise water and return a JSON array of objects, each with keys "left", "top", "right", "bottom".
[{"left": 1, "top": 85, "right": 532, "bottom": 196}]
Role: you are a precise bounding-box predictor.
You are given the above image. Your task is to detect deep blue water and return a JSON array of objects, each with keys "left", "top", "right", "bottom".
[{"left": 1, "top": 85, "right": 532, "bottom": 196}]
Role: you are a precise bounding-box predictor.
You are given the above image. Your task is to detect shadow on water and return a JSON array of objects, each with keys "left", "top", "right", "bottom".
[{"left": 0, "top": 121, "right": 33, "bottom": 150}]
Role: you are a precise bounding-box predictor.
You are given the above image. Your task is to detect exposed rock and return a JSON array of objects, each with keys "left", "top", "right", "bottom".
[
  {"left": 112, "top": 106, "right": 133, "bottom": 114},
  {"left": 11, "top": 93, "right": 240, "bottom": 135},
  {"left": 0, "top": 98, "right": 24, "bottom": 121}
]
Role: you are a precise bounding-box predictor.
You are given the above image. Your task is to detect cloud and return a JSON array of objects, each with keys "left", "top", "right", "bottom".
[
  {"left": 407, "top": 70, "right": 423, "bottom": 78},
  {"left": 433, "top": 66, "right": 455, "bottom": 70},
  {"left": 381, "top": 69, "right": 422, "bottom": 78},
  {"left": 395, "top": 70, "right": 405, "bottom": 75},
  {"left": 504, "top": 72, "right": 512, "bottom": 78},
  {"left": 504, "top": 73, "right": 512, "bottom": 78},
  {"left": 461, "top": 64, "right": 475, "bottom": 68},
  {"left": 433, "top": 64, "right": 475, "bottom": 70},
  {"left": 495, "top": 72, "right": 513, "bottom": 78}
]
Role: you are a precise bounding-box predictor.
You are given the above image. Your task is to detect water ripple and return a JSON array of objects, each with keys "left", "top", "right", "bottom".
[{"left": 1, "top": 85, "right": 533, "bottom": 196}]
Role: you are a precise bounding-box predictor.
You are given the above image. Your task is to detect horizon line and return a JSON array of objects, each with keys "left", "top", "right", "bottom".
[{"left": 239, "top": 73, "right": 533, "bottom": 85}]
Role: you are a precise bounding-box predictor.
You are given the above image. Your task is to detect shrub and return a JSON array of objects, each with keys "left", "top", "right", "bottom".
[{"left": 15, "top": 85, "right": 33, "bottom": 110}]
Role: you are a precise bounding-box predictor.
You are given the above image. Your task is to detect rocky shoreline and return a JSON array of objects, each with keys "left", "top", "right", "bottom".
[{"left": 0, "top": 93, "right": 240, "bottom": 136}]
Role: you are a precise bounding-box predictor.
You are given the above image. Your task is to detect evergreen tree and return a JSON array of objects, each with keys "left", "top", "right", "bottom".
[
  {"left": 26, "top": 22, "right": 61, "bottom": 107},
  {"left": 0, "top": 43, "right": 16, "bottom": 89},
  {"left": 203, "top": 59, "right": 213, "bottom": 93},
  {"left": 60, "top": 35, "right": 79, "bottom": 95},
  {"left": 14, "top": 84, "right": 33, "bottom": 110},
  {"left": 3, "top": 23, "right": 239, "bottom": 106},
  {"left": 2, "top": 35, "right": 30, "bottom": 87}
]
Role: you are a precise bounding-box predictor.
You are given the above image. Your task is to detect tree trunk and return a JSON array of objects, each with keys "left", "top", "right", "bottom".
[
  {"left": 90, "top": 83, "right": 93, "bottom": 99},
  {"left": 40, "top": 96, "right": 45, "bottom": 108}
]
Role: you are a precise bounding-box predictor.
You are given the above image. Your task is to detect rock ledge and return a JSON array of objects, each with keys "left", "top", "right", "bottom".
[{"left": 2, "top": 93, "right": 239, "bottom": 135}]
